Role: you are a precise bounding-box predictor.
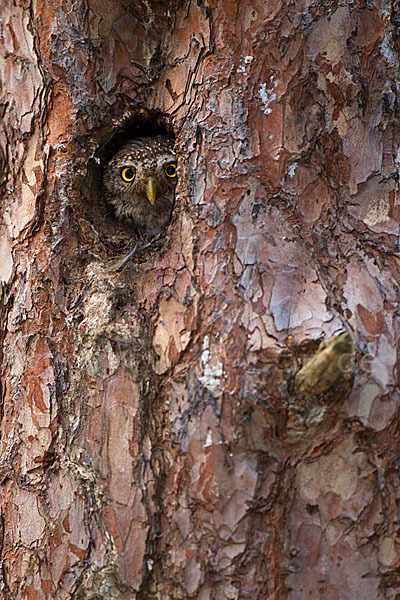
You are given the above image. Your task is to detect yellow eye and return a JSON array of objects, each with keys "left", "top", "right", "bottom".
[
  {"left": 164, "top": 163, "right": 177, "bottom": 179},
  {"left": 121, "top": 167, "right": 135, "bottom": 182}
]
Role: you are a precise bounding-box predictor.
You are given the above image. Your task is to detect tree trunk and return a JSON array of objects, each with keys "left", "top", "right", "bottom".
[{"left": 1, "top": 1, "right": 399, "bottom": 598}]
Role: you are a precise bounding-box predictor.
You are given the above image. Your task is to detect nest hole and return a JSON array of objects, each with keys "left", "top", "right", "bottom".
[{"left": 83, "top": 109, "right": 175, "bottom": 258}]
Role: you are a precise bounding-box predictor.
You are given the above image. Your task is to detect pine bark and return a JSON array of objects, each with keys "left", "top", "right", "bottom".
[{"left": 0, "top": 1, "right": 400, "bottom": 598}]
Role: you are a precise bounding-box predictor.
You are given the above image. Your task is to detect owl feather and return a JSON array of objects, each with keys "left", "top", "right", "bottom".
[{"left": 103, "top": 136, "right": 176, "bottom": 238}]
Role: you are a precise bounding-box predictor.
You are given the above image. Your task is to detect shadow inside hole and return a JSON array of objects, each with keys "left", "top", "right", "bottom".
[{"left": 82, "top": 109, "right": 175, "bottom": 258}]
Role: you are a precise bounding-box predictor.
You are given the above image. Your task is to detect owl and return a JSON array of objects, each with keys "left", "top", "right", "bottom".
[{"left": 103, "top": 135, "right": 177, "bottom": 238}]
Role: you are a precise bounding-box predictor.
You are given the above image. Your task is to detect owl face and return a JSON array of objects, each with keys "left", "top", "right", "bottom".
[{"left": 103, "top": 136, "right": 177, "bottom": 236}]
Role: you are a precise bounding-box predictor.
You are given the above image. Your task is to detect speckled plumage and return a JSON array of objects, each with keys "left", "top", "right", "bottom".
[{"left": 103, "top": 136, "right": 176, "bottom": 238}]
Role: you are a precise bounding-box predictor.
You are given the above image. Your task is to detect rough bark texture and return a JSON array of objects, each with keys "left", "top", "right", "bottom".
[{"left": 1, "top": 1, "right": 400, "bottom": 599}]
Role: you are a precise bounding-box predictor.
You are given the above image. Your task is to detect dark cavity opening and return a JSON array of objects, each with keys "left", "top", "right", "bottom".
[
  {"left": 95, "top": 109, "right": 174, "bottom": 166},
  {"left": 83, "top": 109, "right": 175, "bottom": 260}
]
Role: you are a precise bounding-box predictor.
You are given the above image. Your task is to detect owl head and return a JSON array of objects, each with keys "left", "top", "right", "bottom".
[{"left": 103, "top": 135, "right": 177, "bottom": 232}]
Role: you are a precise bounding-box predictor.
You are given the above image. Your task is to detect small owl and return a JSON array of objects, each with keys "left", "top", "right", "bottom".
[{"left": 103, "top": 136, "right": 177, "bottom": 238}]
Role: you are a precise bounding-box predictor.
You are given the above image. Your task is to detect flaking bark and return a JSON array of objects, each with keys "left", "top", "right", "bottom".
[{"left": 0, "top": 1, "right": 400, "bottom": 599}]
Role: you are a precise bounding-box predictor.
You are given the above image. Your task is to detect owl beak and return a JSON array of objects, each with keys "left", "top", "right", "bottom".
[{"left": 145, "top": 176, "right": 158, "bottom": 205}]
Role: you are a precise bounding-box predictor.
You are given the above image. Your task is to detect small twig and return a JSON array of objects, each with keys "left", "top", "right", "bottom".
[{"left": 106, "top": 233, "right": 163, "bottom": 272}]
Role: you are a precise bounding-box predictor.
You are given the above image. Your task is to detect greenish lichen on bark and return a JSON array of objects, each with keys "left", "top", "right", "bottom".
[
  {"left": 294, "top": 332, "right": 354, "bottom": 400},
  {"left": 1, "top": 1, "right": 400, "bottom": 599}
]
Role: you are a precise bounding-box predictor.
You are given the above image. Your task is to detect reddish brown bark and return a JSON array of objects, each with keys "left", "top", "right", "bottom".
[{"left": 1, "top": 1, "right": 400, "bottom": 599}]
